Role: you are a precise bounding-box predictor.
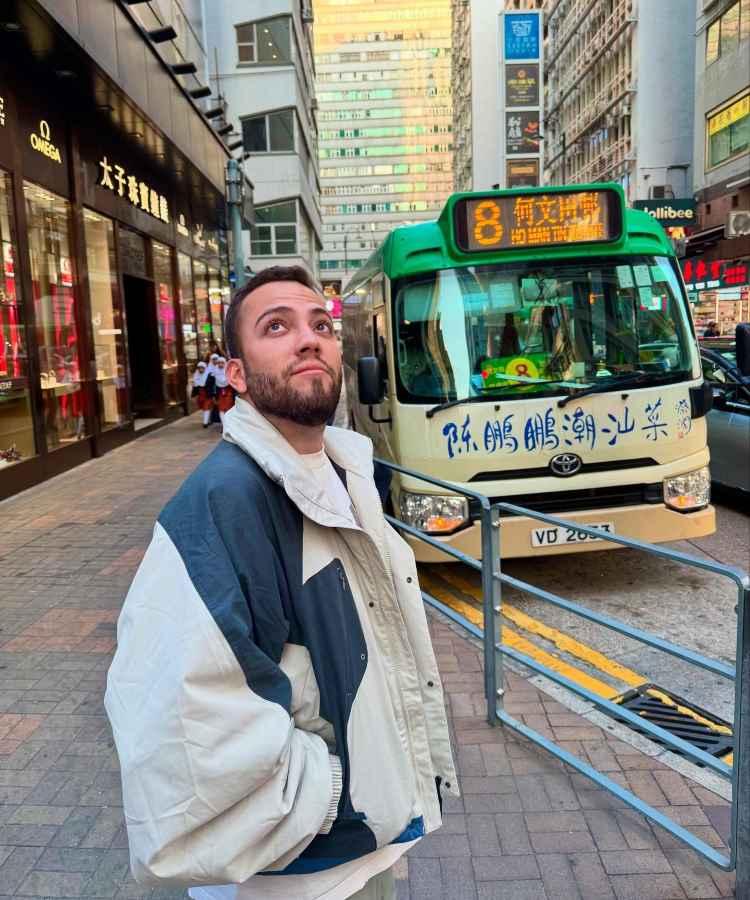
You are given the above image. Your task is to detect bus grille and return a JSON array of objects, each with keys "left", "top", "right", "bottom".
[{"left": 468, "top": 483, "right": 663, "bottom": 520}]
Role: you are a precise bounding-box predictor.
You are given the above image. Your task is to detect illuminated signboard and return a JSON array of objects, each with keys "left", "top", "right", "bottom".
[
  {"left": 453, "top": 190, "right": 622, "bottom": 253},
  {"left": 97, "top": 155, "right": 170, "bottom": 224}
]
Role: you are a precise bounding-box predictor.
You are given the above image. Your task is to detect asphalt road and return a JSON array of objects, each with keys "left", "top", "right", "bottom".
[{"left": 418, "top": 493, "right": 749, "bottom": 728}]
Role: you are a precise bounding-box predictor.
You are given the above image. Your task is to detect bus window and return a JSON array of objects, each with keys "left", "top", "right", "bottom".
[{"left": 393, "top": 255, "right": 694, "bottom": 403}]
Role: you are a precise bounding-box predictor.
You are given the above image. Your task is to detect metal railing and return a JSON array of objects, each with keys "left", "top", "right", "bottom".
[{"left": 378, "top": 458, "right": 750, "bottom": 892}]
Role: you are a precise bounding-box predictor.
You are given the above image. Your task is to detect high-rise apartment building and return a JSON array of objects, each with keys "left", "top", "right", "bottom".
[
  {"left": 542, "top": 0, "right": 695, "bottom": 201},
  {"left": 204, "top": 1, "right": 323, "bottom": 277},
  {"left": 314, "top": 0, "right": 453, "bottom": 292},
  {"left": 685, "top": 0, "right": 749, "bottom": 333}
]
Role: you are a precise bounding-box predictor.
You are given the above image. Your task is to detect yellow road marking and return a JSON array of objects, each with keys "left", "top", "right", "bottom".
[
  {"left": 645, "top": 687, "right": 733, "bottom": 736},
  {"left": 419, "top": 571, "right": 621, "bottom": 700},
  {"left": 431, "top": 566, "right": 646, "bottom": 689}
]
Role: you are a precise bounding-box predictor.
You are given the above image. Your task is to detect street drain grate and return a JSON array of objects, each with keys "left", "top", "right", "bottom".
[{"left": 611, "top": 683, "right": 733, "bottom": 762}]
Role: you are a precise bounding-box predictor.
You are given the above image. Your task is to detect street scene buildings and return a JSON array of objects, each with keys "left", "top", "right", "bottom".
[{"left": 0, "top": 3, "right": 748, "bottom": 899}]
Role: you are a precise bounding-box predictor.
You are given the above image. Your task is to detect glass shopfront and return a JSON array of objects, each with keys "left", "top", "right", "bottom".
[
  {"left": 194, "top": 260, "right": 212, "bottom": 359},
  {"left": 152, "top": 241, "right": 179, "bottom": 407},
  {"left": 178, "top": 252, "right": 198, "bottom": 365},
  {"left": 24, "top": 181, "right": 89, "bottom": 451},
  {"left": 83, "top": 210, "right": 129, "bottom": 429},
  {"left": 0, "top": 169, "right": 36, "bottom": 469},
  {"left": 208, "top": 266, "right": 224, "bottom": 350}
]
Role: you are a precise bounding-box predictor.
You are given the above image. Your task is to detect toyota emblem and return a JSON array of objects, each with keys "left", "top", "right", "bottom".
[{"left": 549, "top": 453, "right": 583, "bottom": 477}]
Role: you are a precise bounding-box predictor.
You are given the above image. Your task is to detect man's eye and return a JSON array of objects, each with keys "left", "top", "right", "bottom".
[
  {"left": 267, "top": 320, "right": 285, "bottom": 333},
  {"left": 315, "top": 321, "right": 333, "bottom": 333}
]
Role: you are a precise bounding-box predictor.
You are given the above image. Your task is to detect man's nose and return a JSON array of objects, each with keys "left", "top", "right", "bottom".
[{"left": 296, "top": 324, "right": 323, "bottom": 354}]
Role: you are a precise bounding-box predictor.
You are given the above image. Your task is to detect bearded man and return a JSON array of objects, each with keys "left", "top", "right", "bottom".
[{"left": 105, "top": 266, "right": 458, "bottom": 900}]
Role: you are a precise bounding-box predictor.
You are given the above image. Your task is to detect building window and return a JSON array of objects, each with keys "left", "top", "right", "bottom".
[
  {"left": 242, "top": 109, "right": 295, "bottom": 153},
  {"left": 251, "top": 201, "right": 297, "bottom": 256},
  {"left": 208, "top": 268, "right": 223, "bottom": 347},
  {"left": 706, "top": 1, "right": 748, "bottom": 65},
  {"left": 707, "top": 92, "right": 750, "bottom": 167},
  {"left": 236, "top": 17, "right": 292, "bottom": 65},
  {"left": 25, "top": 181, "right": 90, "bottom": 450},
  {"left": 83, "top": 210, "right": 129, "bottom": 430},
  {"left": 0, "top": 168, "right": 36, "bottom": 468}
]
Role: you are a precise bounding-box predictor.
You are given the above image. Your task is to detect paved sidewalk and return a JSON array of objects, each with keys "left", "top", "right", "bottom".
[{"left": 0, "top": 416, "right": 736, "bottom": 899}]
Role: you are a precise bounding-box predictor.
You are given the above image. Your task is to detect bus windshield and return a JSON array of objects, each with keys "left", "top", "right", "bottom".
[{"left": 393, "top": 255, "right": 694, "bottom": 403}]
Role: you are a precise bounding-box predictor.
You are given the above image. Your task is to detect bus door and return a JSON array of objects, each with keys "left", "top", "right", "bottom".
[{"left": 367, "top": 277, "right": 394, "bottom": 459}]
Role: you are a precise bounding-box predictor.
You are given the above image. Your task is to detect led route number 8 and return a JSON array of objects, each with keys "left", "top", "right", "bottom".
[{"left": 473, "top": 200, "right": 503, "bottom": 246}]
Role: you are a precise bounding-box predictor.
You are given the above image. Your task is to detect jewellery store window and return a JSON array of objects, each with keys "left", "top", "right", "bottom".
[
  {"left": 24, "top": 181, "right": 90, "bottom": 451},
  {"left": 152, "top": 241, "right": 180, "bottom": 407},
  {"left": 83, "top": 210, "right": 129, "bottom": 430},
  {"left": 0, "top": 169, "right": 36, "bottom": 469}
]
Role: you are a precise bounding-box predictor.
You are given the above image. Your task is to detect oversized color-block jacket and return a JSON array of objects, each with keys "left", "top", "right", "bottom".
[{"left": 104, "top": 398, "right": 459, "bottom": 887}]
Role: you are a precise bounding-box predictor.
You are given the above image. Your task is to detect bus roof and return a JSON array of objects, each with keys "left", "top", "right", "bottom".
[{"left": 345, "top": 183, "right": 675, "bottom": 294}]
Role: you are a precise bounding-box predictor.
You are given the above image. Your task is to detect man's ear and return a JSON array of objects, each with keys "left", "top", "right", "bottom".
[{"left": 226, "top": 358, "right": 248, "bottom": 395}]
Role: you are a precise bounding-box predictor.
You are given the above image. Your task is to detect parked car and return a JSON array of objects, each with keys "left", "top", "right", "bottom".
[{"left": 699, "top": 325, "right": 750, "bottom": 495}]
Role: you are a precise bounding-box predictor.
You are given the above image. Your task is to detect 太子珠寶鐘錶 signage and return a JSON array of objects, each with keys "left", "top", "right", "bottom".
[{"left": 97, "top": 155, "right": 170, "bottom": 224}]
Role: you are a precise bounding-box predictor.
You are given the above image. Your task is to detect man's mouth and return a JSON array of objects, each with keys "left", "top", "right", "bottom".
[{"left": 290, "top": 364, "right": 332, "bottom": 377}]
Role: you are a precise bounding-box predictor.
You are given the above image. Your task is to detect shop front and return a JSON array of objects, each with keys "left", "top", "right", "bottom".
[
  {"left": 0, "top": 21, "right": 230, "bottom": 498},
  {"left": 680, "top": 255, "right": 750, "bottom": 336}
]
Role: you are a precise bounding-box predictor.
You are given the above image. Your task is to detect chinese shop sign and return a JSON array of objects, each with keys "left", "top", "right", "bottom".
[
  {"left": 97, "top": 155, "right": 170, "bottom": 224},
  {"left": 681, "top": 257, "right": 749, "bottom": 289},
  {"left": 505, "top": 64, "right": 539, "bottom": 108}
]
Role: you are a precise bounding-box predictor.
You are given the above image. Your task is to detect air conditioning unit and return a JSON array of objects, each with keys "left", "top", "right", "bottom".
[
  {"left": 302, "top": 6, "right": 314, "bottom": 24},
  {"left": 727, "top": 209, "right": 750, "bottom": 237}
]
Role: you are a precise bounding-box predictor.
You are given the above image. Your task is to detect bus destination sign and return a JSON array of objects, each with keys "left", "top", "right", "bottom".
[{"left": 454, "top": 189, "right": 622, "bottom": 253}]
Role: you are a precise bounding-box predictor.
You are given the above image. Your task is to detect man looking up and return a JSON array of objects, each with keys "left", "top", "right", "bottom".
[{"left": 105, "top": 266, "right": 458, "bottom": 900}]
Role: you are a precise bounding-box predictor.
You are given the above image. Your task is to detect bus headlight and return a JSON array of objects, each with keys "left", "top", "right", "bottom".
[
  {"left": 663, "top": 466, "right": 711, "bottom": 512},
  {"left": 399, "top": 492, "right": 469, "bottom": 534}
]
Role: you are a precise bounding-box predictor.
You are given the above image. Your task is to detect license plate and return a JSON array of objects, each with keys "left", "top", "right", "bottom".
[{"left": 530, "top": 522, "right": 615, "bottom": 548}]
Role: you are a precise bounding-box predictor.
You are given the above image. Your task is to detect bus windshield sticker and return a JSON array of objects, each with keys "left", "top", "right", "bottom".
[
  {"left": 454, "top": 188, "right": 622, "bottom": 253},
  {"left": 616, "top": 265, "right": 634, "bottom": 288},
  {"left": 633, "top": 264, "right": 652, "bottom": 286},
  {"left": 639, "top": 285, "right": 660, "bottom": 310},
  {"left": 489, "top": 282, "right": 520, "bottom": 310}
]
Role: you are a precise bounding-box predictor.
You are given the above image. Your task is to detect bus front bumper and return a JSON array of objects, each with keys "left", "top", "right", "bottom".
[{"left": 404, "top": 502, "right": 716, "bottom": 562}]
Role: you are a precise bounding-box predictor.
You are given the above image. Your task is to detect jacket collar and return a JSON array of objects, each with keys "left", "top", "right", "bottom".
[{"left": 222, "top": 397, "right": 377, "bottom": 530}]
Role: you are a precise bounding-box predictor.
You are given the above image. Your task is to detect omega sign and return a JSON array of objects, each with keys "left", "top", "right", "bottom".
[{"left": 29, "top": 120, "right": 62, "bottom": 164}]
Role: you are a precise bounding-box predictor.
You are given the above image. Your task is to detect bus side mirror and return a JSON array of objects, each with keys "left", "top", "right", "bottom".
[
  {"left": 736, "top": 323, "right": 750, "bottom": 377},
  {"left": 358, "top": 356, "right": 385, "bottom": 405}
]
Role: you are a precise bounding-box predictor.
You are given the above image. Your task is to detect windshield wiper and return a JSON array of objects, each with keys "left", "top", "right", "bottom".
[
  {"left": 557, "top": 370, "right": 673, "bottom": 408},
  {"left": 426, "top": 381, "right": 571, "bottom": 418}
]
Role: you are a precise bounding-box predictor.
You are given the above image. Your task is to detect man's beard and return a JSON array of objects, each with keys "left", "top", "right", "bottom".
[{"left": 243, "top": 357, "right": 342, "bottom": 427}]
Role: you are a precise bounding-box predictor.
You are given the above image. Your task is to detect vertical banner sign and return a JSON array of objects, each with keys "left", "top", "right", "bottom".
[{"left": 499, "top": 10, "right": 544, "bottom": 188}]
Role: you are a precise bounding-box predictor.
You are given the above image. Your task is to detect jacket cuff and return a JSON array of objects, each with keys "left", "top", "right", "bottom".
[{"left": 319, "top": 754, "right": 343, "bottom": 834}]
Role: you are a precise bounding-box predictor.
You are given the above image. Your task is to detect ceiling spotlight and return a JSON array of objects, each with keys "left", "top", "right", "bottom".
[
  {"left": 171, "top": 61, "right": 197, "bottom": 75},
  {"left": 189, "top": 85, "right": 212, "bottom": 99},
  {"left": 0, "top": 21, "right": 22, "bottom": 31},
  {"left": 228, "top": 139, "right": 243, "bottom": 151},
  {"left": 55, "top": 69, "right": 77, "bottom": 79},
  {"left": 204, "top": 106, "right": 224, "bottom": 119},
  {"left": 147, "top": 25, "right": 177, "bottom": 43},
  {"left": 217, "top": 123, "right": 233, "bottom": 136}
]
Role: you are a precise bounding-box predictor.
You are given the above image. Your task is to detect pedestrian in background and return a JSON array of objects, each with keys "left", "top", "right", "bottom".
[
  {"left": 191, "top": 360, "right": 208, "bottom": 411},
  {"left": 105, "top": 265, "right": 457, "bottom": 900}
]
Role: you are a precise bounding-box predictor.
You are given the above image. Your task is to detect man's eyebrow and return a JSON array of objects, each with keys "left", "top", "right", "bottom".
[{"left": 255, "top": 304, "right": 333, "bottom": 326}]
